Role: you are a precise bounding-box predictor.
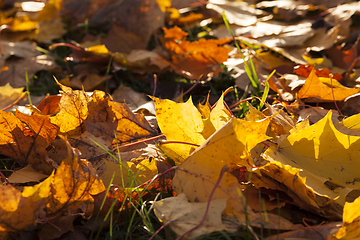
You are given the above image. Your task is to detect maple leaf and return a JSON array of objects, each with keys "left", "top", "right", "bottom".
[
  {"left": 172, "top": 117, "right": 270, "bottom": 217},
  {"left": 0, "top": 139, "right": 105, "bottom": 231},
  {"left": 294, "top": 65, "right": 342, "bottom": 80},
  {"left": 51, "top": 83, "right": 157, "bottom": 146},
  {"left": 0, "top": 110, "right": 59, "bottom": 166},
  {"left": 335, "top": 112, "right": 360, "bottom": 136},
  {"left": 151, "top": 96, "right": 206, "bottom": 163},
  {"left": 0, "top": 184, "right": 45, "bottom": 231},
  {"left": 152, "top": 92, "right": 231, "bottom": 164},
  {"left": 298, "top": 68, "right": 360, "bottom": 102},
  {"left": 45, "top": 141, "right": 105, "bottom": 215},
  {"left": 251, "top": 160, "right": 318, "bottom": 210},
  {"left": 161, "top": 26, "right": 231, "bottom": 78},
  {"left": 331, "top": 196, "right": 360, "bottom": 239},
  {"left": 36, "top": 95, "right": 61, "bottom": 115},
  {"left": 278, "top": 111, "right": 360, "bottom": 186},
  {"left": 0, "top": 83, "right": 27, "bottom": 110}
]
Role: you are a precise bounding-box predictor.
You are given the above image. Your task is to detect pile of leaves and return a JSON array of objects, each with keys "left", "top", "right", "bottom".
[{"left": 2, "top": 0, "right": 360, "bottom": 239}]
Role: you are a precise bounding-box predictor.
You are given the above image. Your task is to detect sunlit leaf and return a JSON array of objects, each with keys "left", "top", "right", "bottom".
[{"left": 298, "top": 68, "right": 360, "bottom": 102}]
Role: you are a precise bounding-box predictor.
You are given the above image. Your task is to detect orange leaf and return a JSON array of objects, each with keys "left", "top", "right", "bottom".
[
  {"left": 297, "top": 68, "right": 360, "bottom": 102},
  {"left": 162, "top": 26, "right": 231, "bottom": 78},
  {"left": 51, "top": 83, "right": 157, "bottom": 146},
  {"left": 294, "top": 65, "right": 342, "bottom": 80},
  {"left": 46, "top": 140, "right": 105, "bottom": 215},
  {"left": 0, "top": 110, "right": 59, "bottom": 166},
  {"left": 36, "top": 95, "right": 61, "bottom": 115},
  {"left": 0, "top": 184, "right": 43, "bottom": 231}
]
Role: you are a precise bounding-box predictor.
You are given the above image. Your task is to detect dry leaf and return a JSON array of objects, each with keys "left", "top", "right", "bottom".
[
  {"left": 154, "top": 193, "right": 235, "bottom": 239},
  {"left": 298, "top": 68, "right": 360, "bottom": 102},
  {"left": 162, "top": 26, "right": 231, "bottom": 79},
  {"left": 0, "top": 110, "right": 59, "bottom": 167}
]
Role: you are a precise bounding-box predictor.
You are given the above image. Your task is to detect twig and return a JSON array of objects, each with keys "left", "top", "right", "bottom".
[
  {"left": 1, "top": 92, "right": 29, "bottom": 111},
  {"left": 175, "top": 165, "right": 229, "bottom": 240}
]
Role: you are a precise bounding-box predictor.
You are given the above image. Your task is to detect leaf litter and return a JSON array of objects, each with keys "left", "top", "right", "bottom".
[{"left": 2, "top": 0, "right": 360, "bottom": 239}]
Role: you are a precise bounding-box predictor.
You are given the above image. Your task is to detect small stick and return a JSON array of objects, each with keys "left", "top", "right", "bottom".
[
  {"left": 175, "top": 165, "right": 229, "bottom": 240},
  {"left": 330, "top": 74, "right": 343, "bottom": 116},
  {"left": 1, "top": 92, "right": 29, "bottom": 111}
]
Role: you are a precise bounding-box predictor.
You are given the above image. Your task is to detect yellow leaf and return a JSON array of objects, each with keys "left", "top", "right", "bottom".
[
  {"left": 278, "top": 111, "right": 360, "bottom": 189},
  {"left": 335, "top": 113, "right": 360, "bottom": 136},
  {"left": 152, "top": 96, "right": 205, "bottom": 164},
  {"left": 156, "top": 0, "right": 171, "bottom": 12},
  {"left": 87, "top": 44, "right": 110, "bottom": 55},
  {"left": 152, "top": 91, "right": 233, "bottom": 164},
  {"left": 263, "top": 144, "right": 351, "bottom": 212},
  {"left": 0, "top": 83, "right": 24, "bottom": 110},
  {"left": 196, "top": 95, "right": 211, "bottom": 119},
  {"left": 251, "top": 160, "right": 318, "bottom": 208},
  {"left": 37, "top": 0, "right": 62, "bottom": 21},
  {"left": 0, "top": 185, "right": 41, "bottom": 231},
  {"left": 172, "top": 117, "right": 270, "bottom": 215},
  {"left": 50, "top": 83, "right": 89, "bottom": 134},
  {"left": 11, "top": 17, "right": 38, "bottom": 31},
  {"left": 332, "top": 196, "right": 360, "bottom": 239},
  {"left": 135, "top": 158, "right": 158, "bottom": 184},
  {"left": 0, "top": 171, "right": 54, "bottom": 231},
  {"left": 201, "top": 92, "right": 232, "bottom": 139},
  {"left": 0, "top": 110, "right": 59, "bottom": 167}
]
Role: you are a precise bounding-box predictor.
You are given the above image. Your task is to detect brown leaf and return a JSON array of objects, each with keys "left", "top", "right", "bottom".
[
  {"left": 36, "top": 95, "right": 61, "bottom": 116},
  {"left": 46, "top": 141, "right": 105, "bottom": 215},
  {"left": 51, "top": 83, "right": 157, "bottom": 146},
  {"left": 0, "top": 184, "right": 42, "bottom": 231},
  {"left": 0, "top": 110, "right": 59, "bottom": 166}
]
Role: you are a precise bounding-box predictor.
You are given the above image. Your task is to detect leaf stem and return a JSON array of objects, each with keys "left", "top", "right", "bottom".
[
  {"left": 1, "top": 92, "right": 28, "bottom": 111},
  {"left": 160, "top": 141, "right": 200, "bottom": 147},
  {"left": 330, "top": 74, "right": 343, "bottom": 116},
  {"left": 175, "top": 165, "right": 229, "bottom": 240}
]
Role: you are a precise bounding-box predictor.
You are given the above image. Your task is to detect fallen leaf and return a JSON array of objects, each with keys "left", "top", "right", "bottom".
[
  {"left": 36, "top": 95, "right": 61, "bottom": 115},
  {"left": 0, "top": 184, "right": 44, "bottom": 231},
  {"left": 112, "top": 84, "right": 149, "bottom": 111},
  {"left": 207, "top": 0, "right": 265, "bottom": 27},
  {"left": 294, "top": 64, "right": 343, "bottom": 80},
  {"left": 0, "top": 110, "right": 59, "bottom": 167},
  {"left": 51, "top": 83, "right": 157, "bottom": 146},
  {"left": 332, "top": 196, "right": 360, "bottom": 239},
  {"left": 162, "top": 26, "right": 231, "bottom": 79},
  {"left": 335, "top": 112, "right": 360, "bottom": 136},
  {"left": 91, "top": 0, "right": 164, "bottom": 53},
  {"left": 277, "top": 111, "right": 360, "bottom": 190},
  {"left": 201, "top": 92, "right": 232, "bottom": 139},
  {"left": 172, "top": 117, "right": 270, "bottom": 216},
  {"left": 154, "top": 193, "right": 235, "bottom": 239},
  {"left": 151, "top": 96, "right": 205, "bottom": 164},
  {"left": 298, "top": 68, "right": 360, "bottom": 102},
  {"left": 45, "top": 141, "right": 105, "bottom": 215},
  {"left": 0, "top": 83, "right": 25, "bottom": 110},
  {"left": 8, "top": 164, "right": 48, "bottom": 184}
]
